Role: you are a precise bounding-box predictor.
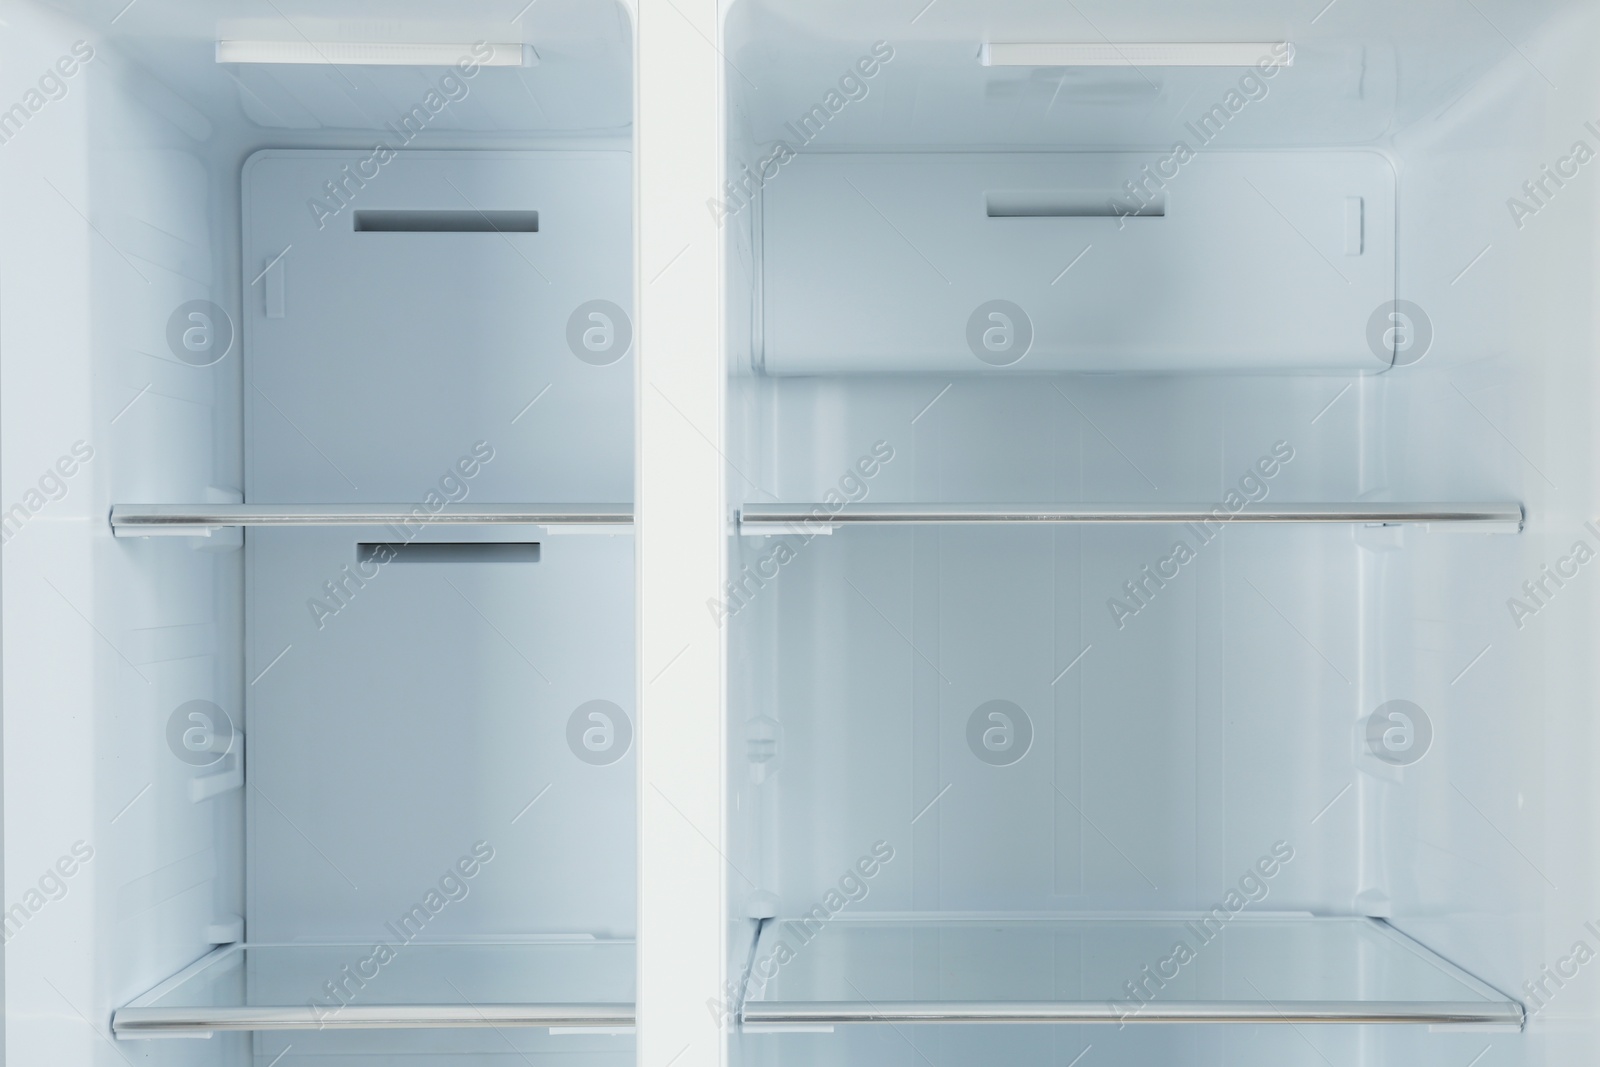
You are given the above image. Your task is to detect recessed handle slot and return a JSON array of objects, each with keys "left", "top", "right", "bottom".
[
  {"left": 357, "top": 542, "right": 541, "bottom": 564},
  {"left": 352, "top": 210, "right": 539, "bottom": 233},
  {"left": 986, "top": 191, "right": 1165, "bottom": 218}
]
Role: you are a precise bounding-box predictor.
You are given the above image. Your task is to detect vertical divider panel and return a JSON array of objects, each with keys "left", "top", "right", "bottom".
[{"left": 637, "top": 5, "right": 727, "bottom": 1067}]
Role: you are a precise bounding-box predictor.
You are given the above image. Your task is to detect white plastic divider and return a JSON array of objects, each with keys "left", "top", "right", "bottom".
[{"left": 638, "top": 6, "right": 728, "bottom": 1067}]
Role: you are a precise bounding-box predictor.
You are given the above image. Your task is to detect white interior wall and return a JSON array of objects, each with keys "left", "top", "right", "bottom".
[
  {"left": 1376, "top": 8, "right": 1600, "bottom": 1064},
  {"left": 723, "top": 18, "right": 772, "bottom": 1003},
  {"left": 2, "top": 5, "right": 246, "bottom": 1065}
]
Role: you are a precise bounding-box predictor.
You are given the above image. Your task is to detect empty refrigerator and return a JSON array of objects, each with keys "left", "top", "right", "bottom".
[{"left": 6, "top": 2, "right": 1600, "bottom": 1067}]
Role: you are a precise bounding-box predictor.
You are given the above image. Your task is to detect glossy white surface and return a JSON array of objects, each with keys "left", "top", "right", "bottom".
[{"left": 636, "top": 7, "right": 733, "bottom": 1067}]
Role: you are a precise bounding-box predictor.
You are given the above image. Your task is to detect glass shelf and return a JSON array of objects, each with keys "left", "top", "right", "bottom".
[
  {"left": 739, "top": 915, "right": 1522, "bottom": 1028},
  {"left": 113, "top": 939, "right": 635, "bottom": 1036}
]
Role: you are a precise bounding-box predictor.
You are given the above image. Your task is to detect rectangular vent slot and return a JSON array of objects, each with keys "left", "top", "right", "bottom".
[
  {"left": 352, "top": 210, "right": 539, "bottom": 233},
  {"left": 357, "top": 542, "right": 541, "bottom": 564},
  {"left": 986, "top": 191, "right": 1165, "bottom": 218}
]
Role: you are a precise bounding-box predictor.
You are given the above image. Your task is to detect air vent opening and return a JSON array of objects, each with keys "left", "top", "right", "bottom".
[
  {"left": 352, "top": 210, "right": 539, "bottom": 233},
  {"left": 986, "top": 191, "right": 1165, "bottom": 218},
  {"left": 356, "top": 542, "right": 541, "bottom": 564}
]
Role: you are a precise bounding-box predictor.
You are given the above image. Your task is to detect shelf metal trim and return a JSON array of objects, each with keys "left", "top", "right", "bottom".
[
  {"left": 740, "top": 1000, "right": 1525, "bottom": 1027},
  {"left": 739, "top": 502, "right": 1523, "bottom": 530},
  {"left": 113, "top": 941, "right": 638, "bottom": 1036},
  {"left": 113, "top": 1004, "right": 636, "bottom": 1035},
  {"left": 111, "top": 503, "right": 633, "bottom": 534}
]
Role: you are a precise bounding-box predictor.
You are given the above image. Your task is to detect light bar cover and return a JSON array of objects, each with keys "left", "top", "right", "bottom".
[{"left": 216, "top": 40, "right": 536, "bottom": 67}]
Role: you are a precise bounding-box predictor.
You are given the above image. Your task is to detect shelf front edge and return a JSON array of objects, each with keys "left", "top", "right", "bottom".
[
  {"left": 110, "top": 503, "right": 634, "bottom": 533},
  {"left": 112, "top": 1003, "right": 637, "bottom": 1035},
  {"left": 737, "top": 503, "right": 1524, "bottom": 528},
  {"left": 740, "top": 1000, "right": 1525, "bottom": 1027}
]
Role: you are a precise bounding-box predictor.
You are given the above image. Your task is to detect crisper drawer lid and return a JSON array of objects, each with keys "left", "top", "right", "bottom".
[{"left": 759, "top": 152, "right": 1397, "bottom": 374}]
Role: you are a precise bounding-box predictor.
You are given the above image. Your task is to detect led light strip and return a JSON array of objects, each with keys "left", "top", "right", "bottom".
[
  {"left": 981, "top": 42, "right": 1293, "bottom": 68},
  {"left": 216, "top": 40, "right": 536, "bottom": 67}
]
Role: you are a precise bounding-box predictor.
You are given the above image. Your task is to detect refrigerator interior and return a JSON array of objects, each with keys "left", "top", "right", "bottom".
[
  {"left": 0, "top": 1, "right": 635, "bottom": 1065},
  {"left": 721, "top": 2, "right": 1600, "bottom": 1066}
]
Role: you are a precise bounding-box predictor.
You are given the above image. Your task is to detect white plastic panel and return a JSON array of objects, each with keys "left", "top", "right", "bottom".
[
  {"left": 638, "top": 5, "right": 733, "bottom": 1067},
  {"left": 760, "top": 152, "right": 1395, "bottom": 374},
  {"left": 245, "top": 527, "right": 635, "bottom": 939},
  {"left": 240, "top": 148, "right": 635, "bottom": 945},
  {"left": 243, "top": 149, "right": 633, "bottom": 502}
]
